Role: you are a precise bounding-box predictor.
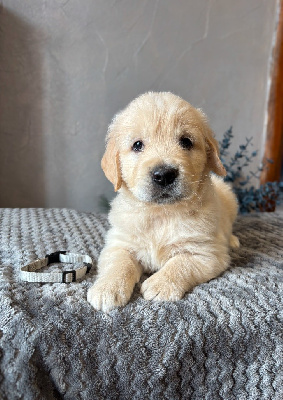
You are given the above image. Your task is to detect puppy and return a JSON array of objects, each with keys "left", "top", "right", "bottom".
[{"left": 87, "top": 92, "right": 239, "bottom": 312}]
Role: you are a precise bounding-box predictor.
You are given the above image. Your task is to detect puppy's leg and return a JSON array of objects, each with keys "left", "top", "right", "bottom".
[
  {"left": 87, "top": 247, "right": 142, "bottom": 312},
  {"left": 141, "top": 252, "right": 229, "bottom": 302}
]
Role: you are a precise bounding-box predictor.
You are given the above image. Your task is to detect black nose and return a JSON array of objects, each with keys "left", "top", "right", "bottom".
[{"left": 151, "top": 165, "right": 179, "bottom": 187}]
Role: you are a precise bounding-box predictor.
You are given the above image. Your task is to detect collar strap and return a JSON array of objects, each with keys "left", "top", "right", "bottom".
[{"left": 20, "top": 251, "right": 93, "bottom": 283}]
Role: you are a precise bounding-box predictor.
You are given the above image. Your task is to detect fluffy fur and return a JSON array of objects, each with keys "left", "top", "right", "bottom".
[{"left": 87, "top": 92, "right": 239, "bottom": 312}]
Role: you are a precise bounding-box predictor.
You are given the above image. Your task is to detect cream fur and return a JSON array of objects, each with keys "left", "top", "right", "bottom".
[{"left": 87, "top": 92, "right": 239, "bottom": 312}]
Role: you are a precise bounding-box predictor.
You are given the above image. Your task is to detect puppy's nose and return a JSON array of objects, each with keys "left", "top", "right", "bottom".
[{"left": 152, "top": 166, "right": 179, "bottom": 187}]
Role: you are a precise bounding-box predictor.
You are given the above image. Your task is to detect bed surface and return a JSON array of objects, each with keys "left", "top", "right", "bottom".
[{"left": 0, "top": 208, "right": 282, "bottom": 399}]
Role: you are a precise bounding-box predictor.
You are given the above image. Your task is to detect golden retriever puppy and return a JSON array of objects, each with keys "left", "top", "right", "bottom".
[{"left": 87, "top": 92, "right": 239, "bottom": 312}]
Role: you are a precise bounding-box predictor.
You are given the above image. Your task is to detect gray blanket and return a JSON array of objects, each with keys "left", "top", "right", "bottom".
[{"left": 0, "top": 208, "right": 282, "bottom": 400}]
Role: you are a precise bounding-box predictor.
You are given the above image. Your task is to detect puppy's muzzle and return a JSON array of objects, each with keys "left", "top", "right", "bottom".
[{"left": 151, "top": 165, "right": 179, "bottom": 187}]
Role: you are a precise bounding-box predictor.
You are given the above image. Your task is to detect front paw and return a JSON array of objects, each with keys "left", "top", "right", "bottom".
[
  {"left": 141, "top": 271, "right": 184, "bottom": 302},
  {"left": 87, "top": 277, "right": 134, "bottom": 312}
]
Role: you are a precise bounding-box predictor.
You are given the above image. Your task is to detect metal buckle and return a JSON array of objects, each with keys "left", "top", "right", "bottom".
[
  {"left": 62, "top": 270, "right": 76, "bottom": 283},
  {"left": 46, "top": 251, "right": 67, "bottom": 265}
]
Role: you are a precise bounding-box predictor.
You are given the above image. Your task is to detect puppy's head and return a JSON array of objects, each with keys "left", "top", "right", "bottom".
[{"left": 102, "top": 92, "right": 226, "bottom": 204}]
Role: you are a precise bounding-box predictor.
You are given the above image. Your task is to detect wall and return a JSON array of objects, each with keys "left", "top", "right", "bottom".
[{"left": 0, "top": 0, "right": 278, "bottom": 212}]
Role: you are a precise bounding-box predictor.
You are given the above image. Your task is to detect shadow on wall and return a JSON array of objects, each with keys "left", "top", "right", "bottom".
[{"left": 0, "top": 6, "right": 45, "bottom": 207}]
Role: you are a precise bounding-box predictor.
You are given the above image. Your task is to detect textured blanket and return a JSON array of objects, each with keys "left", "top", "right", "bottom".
[{"left": 0, "top": 208, "right": 282, "bottom": 400}]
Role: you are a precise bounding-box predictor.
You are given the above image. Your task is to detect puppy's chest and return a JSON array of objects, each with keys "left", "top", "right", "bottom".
[{"left": 126, "top": 215, "right": 194, "bottom": 272}]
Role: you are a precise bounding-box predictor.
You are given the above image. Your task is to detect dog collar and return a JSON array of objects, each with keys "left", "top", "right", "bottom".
[{"left": 20, "top": 251, "right": 93, "bottom": 283}]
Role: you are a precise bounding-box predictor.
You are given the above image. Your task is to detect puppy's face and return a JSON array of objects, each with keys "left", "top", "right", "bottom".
[{"left": 102, "top": 92, "right": 226, "bottom": 204}]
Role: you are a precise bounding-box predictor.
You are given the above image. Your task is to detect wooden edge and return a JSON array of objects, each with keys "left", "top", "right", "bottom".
[{"left": 261, "top": 0, "right": 283, "bottom": 184}]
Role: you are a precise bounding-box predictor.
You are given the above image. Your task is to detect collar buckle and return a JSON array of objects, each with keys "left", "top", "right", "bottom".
[
  {"left": 46, "top": 251, "right": 67, "bottom": 265},
  {"left": 62, "top": 270, "right": 76, "bottom": 283}
]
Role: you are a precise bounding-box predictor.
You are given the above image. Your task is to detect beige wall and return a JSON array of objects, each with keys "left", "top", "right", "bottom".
[{"left": 0, "top": 0, "right": 278, "bottom": 212}]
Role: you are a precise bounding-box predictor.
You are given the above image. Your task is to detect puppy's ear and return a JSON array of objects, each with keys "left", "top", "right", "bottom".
[
  {"left": 205, "top": 133, "right": 226, "bottom": 176},
  {"left": 101, "top": 137, "right": 122, "bottom": 191},
  {"left": 196, "top": 108, "right": 226, "bottom": 177}
]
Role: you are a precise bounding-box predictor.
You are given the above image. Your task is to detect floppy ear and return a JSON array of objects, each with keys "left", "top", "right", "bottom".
[
  {"left": 101, "top": 137, "right": 122, "bottom": 191},
  {"left": 196, "top": 108, "right": 226, "bottom": 177},
  {"left": 205, "top": 134, "right": 226, "bottom": 177}
]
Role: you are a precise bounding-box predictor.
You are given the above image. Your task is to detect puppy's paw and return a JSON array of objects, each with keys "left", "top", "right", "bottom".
[
  {"left": 141, "top": 271, "right": 184, "bottom": 302},
  {"left": 87, "top": 278, "right": 133, "bottom": 312},
  {"left": 230, "top": 234, "right": 240, "bottom": 248}
]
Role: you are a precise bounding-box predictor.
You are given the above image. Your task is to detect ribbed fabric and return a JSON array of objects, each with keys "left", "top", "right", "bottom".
[{"left": 0, "top": 208, "right": 282, "bottom": 400}]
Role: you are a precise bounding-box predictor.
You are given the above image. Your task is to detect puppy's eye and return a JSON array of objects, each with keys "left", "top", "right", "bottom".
[
  {"left": 132, "top": 141, "right": 144, "bottom": 152},
  {"left": 179, "top": 136, "right": 193, "bottom": 150}
]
